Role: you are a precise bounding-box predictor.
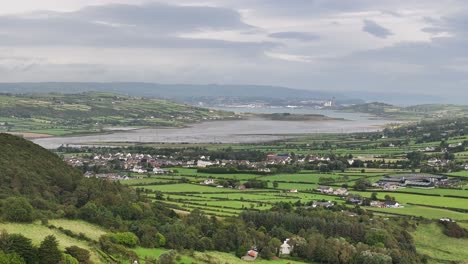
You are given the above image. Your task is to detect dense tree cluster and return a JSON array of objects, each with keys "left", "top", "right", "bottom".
[{"left": 0, "top": 231, "right": 90, "bottom": 264}]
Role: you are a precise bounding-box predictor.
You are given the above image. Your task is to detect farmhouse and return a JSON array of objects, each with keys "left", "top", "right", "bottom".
[
  {"left": 312, "top": 201, "right": 334, "bottom": 208},
  {"left": 152, "top": 167, "right": 168, "bottom": 174},
  {"left": 201, "top": 179, "right": 215, "bottom": 185},
  {"left": 280, "top": 239, "right": 293, "bottom": 255},
  {"left": 316, "top": 186, "right": 333, "bottom": 194},
  {"left": 333, "top": 188, "right": 348, "bottom": 196},
  {"left": 370, "top": 200, "right": 401, "bottom": 208},
  {"left": 241, "top": 250, "right": 258, "bottom": 261},
  {"left": 384, "top": 201, "right": 401, "bottom": 208},
  {"left": 197, "top": 160, "right": 214, "bottom": 168}
]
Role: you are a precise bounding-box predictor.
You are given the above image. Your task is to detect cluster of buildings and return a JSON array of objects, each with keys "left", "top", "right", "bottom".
[
  {"left": 65, "top": 152, "right": 182, "bottom": 172},
  {"left": 316, "top": 186, "right": 349, "bottom": 196},
  {"left": 369, "top": 200, "right": 401, "bottom": 208},
  {"left": 241, "top": 239, "right": 293, "bottom": 261},
  {"left": 378, "top": 173, "right": 449, "bottom": 189}
]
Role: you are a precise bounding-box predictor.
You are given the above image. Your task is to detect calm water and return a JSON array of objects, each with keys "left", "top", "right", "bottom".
[{"left": 33, "top": 109, "right": 394, "bottom": 149}]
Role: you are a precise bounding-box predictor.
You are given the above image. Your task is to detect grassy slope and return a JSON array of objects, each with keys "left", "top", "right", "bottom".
[
  {"left": 0, "top": 92, "right": 234, "bottom": 135},
  {"left": 48, "top": 219, "right": 108, "bottom": 241},
  {"left": 343, "top": 102, "right": 468, "bottom": 120},
  {"left": 0, "top": 221, "right": 107, "bottom": 262},
  {"left": 413, "top": 223, "right": 468, "bottom": 263}
]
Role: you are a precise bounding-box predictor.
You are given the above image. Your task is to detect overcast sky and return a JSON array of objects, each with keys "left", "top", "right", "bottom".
[{"left": 0, "top": 0, "right": 467, "bottom": 99}]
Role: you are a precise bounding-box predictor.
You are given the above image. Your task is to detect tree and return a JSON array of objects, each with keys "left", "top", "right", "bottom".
[
  {"left": 273, "top": 181, "right": 279, "bottom": 189},
  {"left": 2, "top": 197, "right": 34, "bottom": 223},
  {"left": 38, "top": 235, "right": 62, "bottom": 264},
  {"left": 65, "top": 246, "right": 90, "bottom": 263},
  {"left": 370, "top": 192, "right": 378, "bottom": 200},
  {"left": 354, "top": 250, "right": 392, "bottom": 264},
  {"left": 354, "top": 179, "right": 370, "bottom": 191},
  {"left": 60, "top": 254, "right": 79, "bottom": 264},
  {"left": 155, "top": 191, "right": 164, "bottom": 200},
  {"left": 107, "top": 232, "right": 139, "bottom": 248},
  {"left": 6, "top": 234, "right": 36, "bottom": 264},
  {"left": 156, "top": 233, "right": 166, "bottom": 247},
  {"left": 268, "top": 238, "right": 282, "bottom": 256},
  {"left": 0, "top": 251, "right": 25, "bottom": 264},
  {"left": 157, "top": 250, "right": 176, "bottom": 264}
]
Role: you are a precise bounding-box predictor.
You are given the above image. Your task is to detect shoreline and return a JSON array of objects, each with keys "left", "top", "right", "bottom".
[{"left": 31, "top": 116, "right": 392, "bottom": 149}]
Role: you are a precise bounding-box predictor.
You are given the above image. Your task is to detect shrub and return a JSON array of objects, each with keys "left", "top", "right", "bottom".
[
  {"left": 2, "top": 197, "right": 34, "bottom": 222},
  {"left": 107, "top": 232, "right": 139, "bottom": 248},
  {"left": 60, "top": 254, "right": 79, "bottom": 264},
  {"left": 65, "top": 246, "right": 91, "bottom": 263},
  {"left": 0, "top": 251, "right": 25, "bottom": 264}
]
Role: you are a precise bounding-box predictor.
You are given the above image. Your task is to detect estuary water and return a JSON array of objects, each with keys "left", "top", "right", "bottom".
[{"left": 33, "top": 109, "right": 394, "bottom": 149}]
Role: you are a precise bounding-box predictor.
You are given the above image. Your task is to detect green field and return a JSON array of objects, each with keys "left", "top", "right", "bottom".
[
  {"left": 367, "top": 204, "right": 468, "bottom": 221},
  {"left": 0, "top": 92, "right": 236, "bottom": 136},
  {"left": 143, "top": 184, "right": 251, "bottom": 193},
  {"left": 0, "top": 221, "right": 105, "bottom": 262},
  {"left": 48, "top": 219, "right": 108, "bottom": 241},
  {"left": 356, "top": 191, "right": 468, "bottom": 210},
  {"left": 413, "top": 223, "right": 468, "bottom": 263}
]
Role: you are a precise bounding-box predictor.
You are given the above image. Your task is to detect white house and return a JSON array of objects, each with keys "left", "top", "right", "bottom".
[
  {"left": 280, "top": 239, "right": 292, "bottom": 255},
  {"left": 333, "top": 188, "right": 348, "bottom": 196},
  {"left": 197, "top": 160, "right": 214, "bottom": 168},
  {"left": 316, "top": 186, "right": 334, "bottom": 194},
  {"left": 153, "top": 168, "right": 167, "bottom": 174},
  {"left": 202, "top": 179, "right": 215, "bottom": 185}
]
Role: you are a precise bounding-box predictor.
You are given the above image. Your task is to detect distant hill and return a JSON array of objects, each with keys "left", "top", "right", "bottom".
[
  {"left": 0, "top": 92, "right": 235, "bottom": 136},
  {"left": 342, "top": 102, "right": 395, "bottom": 115},
  {"left": 0, "top": 82, "right": 363, "bottom": 104},
  {"left": 342, "top": 102, "right": 468, "bottom": 120},
  {"left": 0, "top": 133, "right": 83, "bottom": 200}
]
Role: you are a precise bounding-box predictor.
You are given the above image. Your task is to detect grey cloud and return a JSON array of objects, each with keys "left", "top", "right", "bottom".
[
  {"left": 0, "top": 3, "right": 277, "bottom": 51},
  {"left": 362, "top": 19, "right": 393, "bottom": 38},
  {"left": 75, "top": 3, "right": 250, "bottom": 31},
  {"left": 269, "top": 32, "right": 320, "bottom": 41},
  {"left": 421, "top": 27, "right": 446, "bottom": 34}
]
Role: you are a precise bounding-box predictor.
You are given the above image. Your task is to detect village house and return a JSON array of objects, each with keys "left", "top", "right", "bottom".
[
  {"left": 201, "top": 179, "right": 215, "bottom": 185},
  {"left": 384, "top": 200, "right": 401, "bottom": 208},
  {"left": 241, "top": 250, "right": 258, "bottom": 261},
  {"left": 382, "top": 183, "right": 399, "bottom": 191},
  {"left": 266, "top": 153, "right": 291, "bottom": 164},
  {"left": 152, "top": 167, "right": 168, "bottom": 174},
  {"left": 370, "top": 200, "right": 401, "bottom": 208},
  {"left": 280, "top": 239, "right": 292, "bottom": 255},
  {"left": 333, "top": 188, "right": 348, "bottom": 196},
  {"left": 316, "top": 186, "right": 333, "bottom": 194},
  {"left": 346, "top": 194, "right": 363, "bottom": 205},
  {"left": 288, "top": 189, "right": 298, "bottom": 193},
  {"left": 312, "top": 201, "right": 334, "bottom": 208},
  {"left": 370, "top": 201, "right": 385, "bottom": 208},
  {"left": 197, "top": 160, "right": 214, "bottom": 168},
  {"left": 132, "top": 167, "right": 146, "bottom": 174},
  {"left": 439, "top": 218, "right": 455, "bottom": 223}
]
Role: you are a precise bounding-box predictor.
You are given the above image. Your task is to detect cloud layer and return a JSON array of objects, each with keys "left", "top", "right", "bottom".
[{"left": 0, "top": 0, "right": 467, "bottom": 102}]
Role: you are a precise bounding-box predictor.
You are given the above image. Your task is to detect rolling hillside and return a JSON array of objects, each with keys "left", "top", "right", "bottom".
[
  {"left": 0, "top": 133, "right": 83, "bottom": 200},
  {"left": 0, "top": 92, "right": 236, "bottom": 136}
]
